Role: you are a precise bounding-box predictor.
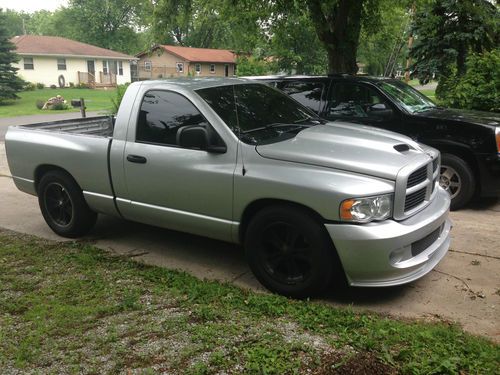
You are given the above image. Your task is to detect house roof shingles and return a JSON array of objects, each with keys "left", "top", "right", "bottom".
[
  {"left": 10, "top": 35, "right": 135, "bottom": 60},
  {"left": 138, "top": 45, "right": 236, "bottom": 64}
]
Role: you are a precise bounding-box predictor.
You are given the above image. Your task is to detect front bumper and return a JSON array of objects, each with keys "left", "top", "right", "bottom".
[{"left": 325, "top": 187, "right": 451, "bottom": 287}]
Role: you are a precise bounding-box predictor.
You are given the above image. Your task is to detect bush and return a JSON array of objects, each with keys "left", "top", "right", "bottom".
[
  {"left": 50, "top": 84, "right": 57, "bottom": 89},
  {"left": 23, "top": 82, "right": 36, "bottom": 91},
  {"left": 76, "top": 83, "right": 89, "bottom": 89},
  {"left": 35, "top": 99, "right": 45, "bottom": 109},
  {"left": 437, "top": 50, "right": 500, "bottom": 112},
  {"left": 111, "top": 83, "right": 130, "bottom": 114},
  {"left": 36, "top": 83, "right": 45, "bottom": 89},
  {"left": 51, "top": 102, "right": 68, "bottom": 110},
  {"left": 236, "top": 56, "right": 270, "bottom": 76},
  {"left": 69, "top": 82, "right": 74, "bottom": 88}
]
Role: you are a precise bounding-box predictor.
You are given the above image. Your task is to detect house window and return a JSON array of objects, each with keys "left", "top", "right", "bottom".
[
  {"left": 103, "top": 60, "right": 108, "bottom": 75},
  {"left": 57, "top": 58, "right": 66, "bottom": 70},
  {"left": 144, "top": 60, "right": 152, "bottom": 71},
  {"left": 195, "top": 63, "right": 201, "bottom": 74},
  {"left": 210, "top": 64, "right": 215, "bottom": 74},
  {"left": 118, "top": 61, "right": 123, "bottom": 76},
  {"left": 176, "top": 62, "right": 184, "bottom": 73},
  {"left": 23, "top": 57, "right": 34, "bottom": 70}
]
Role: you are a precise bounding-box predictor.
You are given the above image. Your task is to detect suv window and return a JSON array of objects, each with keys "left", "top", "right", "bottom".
[
  {"left": 279, "top": 81, "right": 324, "bottom": 112},
  {"left": 136, "top": 90, "right": 210, "bottom": 146},
  {"left": 326, "top": 82, "right": 391, "bottom": 120}
]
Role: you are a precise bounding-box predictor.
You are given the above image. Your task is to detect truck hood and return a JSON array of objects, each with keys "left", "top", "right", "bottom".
[
  {"left": 255, "top": 122, "right": 429, "bottom": 180},
  {"left": 414, "top": 107, "right": 500, "bottom": 128}
]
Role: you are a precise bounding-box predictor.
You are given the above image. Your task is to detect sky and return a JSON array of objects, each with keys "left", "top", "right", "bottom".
[{"left": 0, "top": 0, "right": 68, "bottom": 13}]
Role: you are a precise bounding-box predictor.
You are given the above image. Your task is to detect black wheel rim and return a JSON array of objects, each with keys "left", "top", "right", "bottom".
[
  {"left": 44, "top": 182, "right": 73, "bottom": 227},
  {"left": 259, "top": 222, "right": 312, "bottom": 285}
]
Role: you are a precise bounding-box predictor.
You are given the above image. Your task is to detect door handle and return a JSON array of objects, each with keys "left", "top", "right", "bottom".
[{"left": 126, "top": 154, "right": 147, "bottom": 164}]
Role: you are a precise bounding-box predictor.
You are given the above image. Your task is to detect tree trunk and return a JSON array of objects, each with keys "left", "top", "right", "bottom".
[{"left": 307, "top": 0, "right": 364, "bottom": 74}]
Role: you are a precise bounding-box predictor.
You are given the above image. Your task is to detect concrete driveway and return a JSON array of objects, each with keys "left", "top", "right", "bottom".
[{"left": 0, "top": 142, "right": 498, "bottom": 343}]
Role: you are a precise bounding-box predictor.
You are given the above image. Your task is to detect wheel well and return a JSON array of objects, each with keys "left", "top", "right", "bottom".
[
  {"left": 34, "top": 165, "right": 79, "bottom": 192},
  {"left": 239, "top": 199, "right": 326, "bottom": 243},
  {"left": 437, "top": 146, "right": 480, "bottom": 191}
]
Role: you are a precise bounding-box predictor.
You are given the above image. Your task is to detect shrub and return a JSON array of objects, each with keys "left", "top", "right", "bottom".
[
  {"left": 50, "top": 84, "right": 57, "bottom": 89},
  {"left": 23, "top": 82, "right": 36, "bottom": 91},
  {"left": 236, "top": 56, "right": 270, "bottom": 76},
  {"left": 437, "top": 50, "right": 500, "bottom": 112},
  {"left": 77, "top": 83, "right": 89, "bottom": 89},
  {"left": 51, "top": 102, "right": 68, "bottom": 110},
  {"left": 35, "top": 99, "right": 45, "bottom": 109},
  {"left": 69, "top": 82, "right": 74, "bottom": 88},
  {"left": 111, "top": 83, "right": 130, "bottom": 114},
  {"left": 36, "top": 83, "right": 45, "bottom": 89}
]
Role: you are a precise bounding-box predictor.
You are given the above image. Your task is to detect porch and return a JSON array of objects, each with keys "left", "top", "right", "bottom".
[{"left": 77, "top": 71, "right": 117, "bottom": 88}]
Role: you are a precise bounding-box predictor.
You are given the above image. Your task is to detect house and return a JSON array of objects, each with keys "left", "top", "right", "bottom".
[
  {"left": 135, "top": 45, "right": 237, "bottom": 80},
  {"left": 10, "top": 35, "right": 137, "bottom": 88}
]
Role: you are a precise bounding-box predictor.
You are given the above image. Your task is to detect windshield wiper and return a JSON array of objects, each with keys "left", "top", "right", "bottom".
[
  {"left": 413, "top": 105, "right": 436, "bottom": 113},
  {"left": 241, "top": 122, "right": 314, "bottom": 134}
]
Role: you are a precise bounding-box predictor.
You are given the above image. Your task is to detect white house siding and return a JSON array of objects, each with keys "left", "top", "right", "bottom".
[{"left": 13, "top": 56, "right": 132, "bottom": 87}]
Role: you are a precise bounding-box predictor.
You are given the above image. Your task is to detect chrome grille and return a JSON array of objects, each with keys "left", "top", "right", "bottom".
[
  {"left": 407, "top": 166, "right": 427, "bottom": 188},
  {"left": 405, "top": 187, "right": 426, "bottom": 211},
  {"left": 393, "top": 152, "right": 440, "bottom": 220}
]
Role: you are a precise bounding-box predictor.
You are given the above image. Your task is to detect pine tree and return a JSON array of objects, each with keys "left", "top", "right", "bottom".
[{"left": 0, "top": 9, "right": 25, "bottom": 103}]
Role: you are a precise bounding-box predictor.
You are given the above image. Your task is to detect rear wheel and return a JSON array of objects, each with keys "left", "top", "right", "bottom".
[
  {"left": 38, "top": 170, "right": 97, "bottom": 238},
  {"left": 440, "top": 153, "right": 475, "bottom": 210},
  {"left": 244, "top": 205, "right": 341, "bottom": 298}
]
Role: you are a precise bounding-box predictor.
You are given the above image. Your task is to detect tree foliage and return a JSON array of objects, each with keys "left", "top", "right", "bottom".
[
  {"left": 437, "top": 49, "right": 500, "bottom": 112},
  {"left": 411, "top": 0, "right": 499, "bottom": 77},
  {"left": 0, "top": 9, "right": 25, "bottom": 102}
]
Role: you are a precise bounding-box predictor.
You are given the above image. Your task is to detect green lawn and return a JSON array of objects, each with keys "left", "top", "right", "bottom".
[
  {"left": 0, "top": 88, "right": 116, "bottom": 118},
  {"left": 0, "top": 230, "right": 497, "bottom": 374}
]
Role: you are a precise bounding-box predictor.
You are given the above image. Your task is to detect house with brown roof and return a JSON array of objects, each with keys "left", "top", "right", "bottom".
[
  {"left": 135, "top": 45, "right": 237, "bottom": 80},
  {"left": 11, "top": 35, "right": 138, "bottom": 88}
]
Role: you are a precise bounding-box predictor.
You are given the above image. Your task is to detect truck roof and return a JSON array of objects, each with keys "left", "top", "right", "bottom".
[{"left": 138, "top": 77, "right": 252, "bottom": 90}]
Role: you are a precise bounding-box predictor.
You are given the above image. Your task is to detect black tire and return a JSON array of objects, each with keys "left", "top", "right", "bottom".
[
  {"left": 440, "top": 153, "right": 475, "bottom": 210},
  {"left": 244, "top": 205, "right": 341, "bottom": 298},
  {"left": 37, "top": 170, "right": 97, "bottom": 238}
]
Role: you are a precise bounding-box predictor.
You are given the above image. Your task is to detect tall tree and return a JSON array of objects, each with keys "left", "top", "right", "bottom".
[
  {"left": 411, "top": 0, "right": 499, "bottom": 77},
  {"left": 0, "top": 9, "right": 25, "bottom": 102}
]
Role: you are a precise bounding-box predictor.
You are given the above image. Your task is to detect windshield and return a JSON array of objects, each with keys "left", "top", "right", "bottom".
[
  {"left": 377, "top": 80, "right": 436, "bottom": 114},
  {"left": 196, "top": 83, "right": 320, "bottom": 145}
]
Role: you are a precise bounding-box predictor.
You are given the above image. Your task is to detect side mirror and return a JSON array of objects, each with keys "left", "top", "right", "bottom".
[
  {"left": 368, "top": 103, "right": 393, "bottom": 118},
  {"left": 370, "top": 103, "right": 388, "bottom": 111},
  {"left": 176, "top": 126, "right": 227, "bottom": 153}
]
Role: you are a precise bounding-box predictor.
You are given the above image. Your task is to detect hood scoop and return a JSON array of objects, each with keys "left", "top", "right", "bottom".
[{"left": 394, "top": 144, "right": 411, "bottom": 152}]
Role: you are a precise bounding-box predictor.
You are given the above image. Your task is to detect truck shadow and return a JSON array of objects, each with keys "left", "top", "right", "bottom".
[{"left": 88, "top": 215, "right": 412, "bottom": 306}]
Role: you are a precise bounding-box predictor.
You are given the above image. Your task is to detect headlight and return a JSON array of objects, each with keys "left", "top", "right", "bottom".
[{"left": 340, "top": 194, "right": 393, "bottom": 223}]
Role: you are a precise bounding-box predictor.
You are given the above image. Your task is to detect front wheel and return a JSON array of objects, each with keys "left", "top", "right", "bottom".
[
  {"left": 244, "top": 205, "right": 341, "bottom": 298},
  {"left": 38, "top": 170, "right": 97, "bottom": 238},
  {"left": 440, "top": 153, "right": 475, "bottom": 210}
]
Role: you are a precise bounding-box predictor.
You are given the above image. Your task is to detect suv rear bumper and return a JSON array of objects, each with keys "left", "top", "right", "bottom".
[{"left": 325, "top": 187, "right": 451, "bottom": 287}]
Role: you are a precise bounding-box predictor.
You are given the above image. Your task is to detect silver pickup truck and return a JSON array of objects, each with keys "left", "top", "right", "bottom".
[{"left": 6, "top": 78, "right": 451, "bottom": 297}]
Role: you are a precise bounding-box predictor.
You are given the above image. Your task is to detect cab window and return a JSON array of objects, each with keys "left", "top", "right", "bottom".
[
  {"left": 279, "top": 81, "right": 325, "bottom": 112},
  {"left": 136, "top": 90, "right": 213, "bottom": 147},
  {"left": 326, "top": 83, "right": 392, "bottom": 120}
]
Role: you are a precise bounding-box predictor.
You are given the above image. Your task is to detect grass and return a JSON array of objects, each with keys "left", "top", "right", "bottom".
[
  {"left": 0, "top": 88, "right": 116, "bottom": 118},
  {"left": 0, "top": 230, "right": 498, "bottom": 374}
]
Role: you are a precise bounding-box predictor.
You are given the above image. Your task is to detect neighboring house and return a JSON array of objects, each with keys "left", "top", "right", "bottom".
[
  {"left": 10, "top": 35, "right": 137, "bottom": 88},
  {"left": 135, "top": 45, "right": 237, "bottom": 80}
]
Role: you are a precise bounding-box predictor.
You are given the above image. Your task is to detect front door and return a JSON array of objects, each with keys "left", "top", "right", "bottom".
[
  {"left": 224, "top": 64, "right": 229, "bottom": 77},
  {"left": 119, "top": 90, "right": 237, "bottom": 242},
  {"left": 87, "top": 60, "right": 95, "bottom": 83}
]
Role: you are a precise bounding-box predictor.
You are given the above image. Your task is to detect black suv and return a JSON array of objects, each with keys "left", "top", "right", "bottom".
[{"left": 250, "top": 75, "right": 500, "bottom": 209}]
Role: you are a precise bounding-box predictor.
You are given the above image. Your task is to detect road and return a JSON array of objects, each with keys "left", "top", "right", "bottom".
[{"left": 0, "top": 141, "right": 498, "bottom": 343}]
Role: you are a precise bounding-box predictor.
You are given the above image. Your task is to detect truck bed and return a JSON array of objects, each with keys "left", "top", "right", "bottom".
[{"left": 17, "top": 116, "right": 114, "bottom": 137}]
